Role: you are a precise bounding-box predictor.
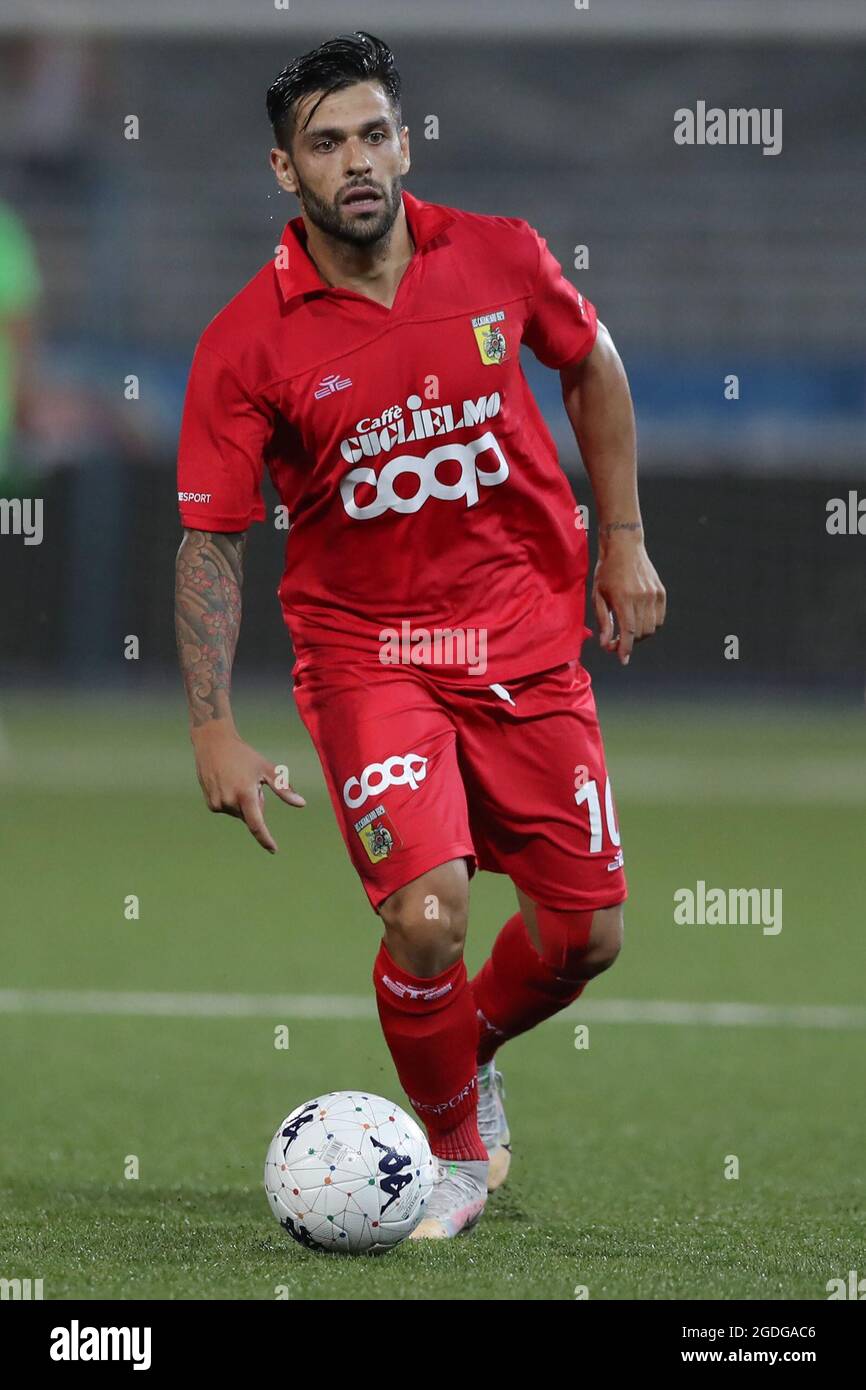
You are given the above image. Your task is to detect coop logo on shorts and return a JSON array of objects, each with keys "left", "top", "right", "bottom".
[
  {"left": 343, "top": 753, "right": 428, "bottom": 809},
  {"left": 340, "top": 430, "right": 508, "bottom": 521}
]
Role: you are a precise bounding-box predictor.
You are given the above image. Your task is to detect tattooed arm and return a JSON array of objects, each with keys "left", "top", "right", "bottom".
[
  {"left": 560, "top": 322, "right": 666, "bottom": 666},
  {"left": 175, "top": 528, "right": 246, "bottom": 726},
  {"left": 175, "top": 528, "right": 304, "bottom": 852}
]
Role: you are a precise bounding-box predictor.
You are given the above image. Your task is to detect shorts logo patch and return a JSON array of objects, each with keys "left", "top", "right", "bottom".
[
  {"left": 471, "top": 310, "right": 508, "bottom": 365},
  {"left": 353, "top": 804, "right": 400, "bottom": 862},
  {"left": 343, "top": 752, "right": 428, "bottom": 809},
  {"left": 607, "top": 848, "right": 625, "bottom": 872}
]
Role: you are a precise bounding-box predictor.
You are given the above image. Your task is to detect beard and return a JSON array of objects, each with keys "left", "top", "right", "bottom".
[{"left": 295, "top": 172, "right": 403, "bottom": 248}]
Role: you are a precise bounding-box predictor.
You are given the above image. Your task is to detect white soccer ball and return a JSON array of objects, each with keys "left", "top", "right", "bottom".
[{"left": 264, "top": 1091, "right": 435, "bottom": 1254}]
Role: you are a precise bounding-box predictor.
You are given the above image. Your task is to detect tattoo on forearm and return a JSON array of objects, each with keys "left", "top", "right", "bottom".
[
  {"left": 601, "top": 521, "right": 643, "bottom": 537},
  {"left": 175, "top": 530, "right": 246, "bottom": 726}
]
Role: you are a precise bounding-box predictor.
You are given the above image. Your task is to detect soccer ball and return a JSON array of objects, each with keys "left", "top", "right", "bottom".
[{"left": 264, "top": 1091, "right": 435, "bottom": 1254}]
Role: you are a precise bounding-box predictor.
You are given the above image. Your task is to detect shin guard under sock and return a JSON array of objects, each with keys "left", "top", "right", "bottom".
[
  {"left": 470, "top": 911, "right": 588, "bottom": 1066},
  {"left": 373, "top": 939, "right": 487, "bottom": 1161}
]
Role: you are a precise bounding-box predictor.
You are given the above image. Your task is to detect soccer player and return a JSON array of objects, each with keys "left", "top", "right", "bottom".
[{"left": 175, "top": 31, "right": 666, "bottom": 1240}]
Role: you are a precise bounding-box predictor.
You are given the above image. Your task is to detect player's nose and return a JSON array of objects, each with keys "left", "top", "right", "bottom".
[{"left": 343, "top": 139, "right": 373, "bottom": 172}]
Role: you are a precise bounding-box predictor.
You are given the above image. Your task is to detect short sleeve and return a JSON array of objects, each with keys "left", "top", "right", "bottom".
[
  {"left": 521, "top": 226, "right": 597, "bottom": 370},
  {"left": 176, "top": 341, "right": 270, "bottom": 531}
]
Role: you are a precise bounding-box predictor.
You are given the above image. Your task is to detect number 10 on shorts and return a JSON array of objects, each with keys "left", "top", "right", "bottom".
[{"left": 574, "top": 774, "right": 621, "bottom": 854}]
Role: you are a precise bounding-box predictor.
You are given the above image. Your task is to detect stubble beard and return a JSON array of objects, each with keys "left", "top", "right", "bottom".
[{"left": 297, "top": 173, "right": 404, "bottom": 248}]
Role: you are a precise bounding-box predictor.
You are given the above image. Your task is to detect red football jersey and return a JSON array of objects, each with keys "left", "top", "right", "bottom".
[{"left": 176, "top": 189, "right": 597, "bottom": 683}]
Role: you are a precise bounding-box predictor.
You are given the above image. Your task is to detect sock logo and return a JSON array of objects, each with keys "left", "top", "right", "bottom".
[
  {"left": 408, "top": 1075, "right": 478, "bottom": 1115},
  {"left": 381, "top": 974, "right": 452, "bottom": 1002}
]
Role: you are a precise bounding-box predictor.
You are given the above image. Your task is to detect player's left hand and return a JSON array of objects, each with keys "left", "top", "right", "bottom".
[{"left": 592, "top": 535, "right": 666, "bottom": 666}]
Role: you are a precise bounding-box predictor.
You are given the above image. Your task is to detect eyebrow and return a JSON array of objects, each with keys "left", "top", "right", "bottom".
[{"left": 304, "top": 118, "right": 390, "bottom": 143}]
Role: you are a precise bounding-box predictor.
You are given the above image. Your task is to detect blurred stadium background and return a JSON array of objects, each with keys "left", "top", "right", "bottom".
[
  {"left": 1, "top": 1, "right": 865, "bottom": 1300},
  {"left": 1, "top": 0, "right": 865, "bottom": 686}
]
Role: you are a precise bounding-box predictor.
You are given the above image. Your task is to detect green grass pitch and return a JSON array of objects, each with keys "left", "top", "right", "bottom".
[{"left": 1, "top": 692, "right": 864, "bottom": 1300}]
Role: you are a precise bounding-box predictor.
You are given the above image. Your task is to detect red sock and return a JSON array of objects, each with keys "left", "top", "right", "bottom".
[
  {"left": 373, "top": 939, "right": 487, "bottom": 1162},
  {"left": 470, "top": 912, "right": 587, "bottom": 1065}
]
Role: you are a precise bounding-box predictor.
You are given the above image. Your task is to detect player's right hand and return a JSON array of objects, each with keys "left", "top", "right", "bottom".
[{"left": 190, "top": 719, "right": 305, "bottom": 854}]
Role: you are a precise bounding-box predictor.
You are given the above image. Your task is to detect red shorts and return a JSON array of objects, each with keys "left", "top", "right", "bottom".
[{"left": 292, "top": 659, "right": 627, "bottom": 915}]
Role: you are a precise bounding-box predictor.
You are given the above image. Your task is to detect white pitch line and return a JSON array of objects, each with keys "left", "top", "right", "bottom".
[{"left": 0, "top": 990, "right": 864, "bottom": 1031}]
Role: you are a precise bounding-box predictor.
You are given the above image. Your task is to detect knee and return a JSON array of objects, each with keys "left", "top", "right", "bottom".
[
  {"left": 535, "top": 902, "right": 624, "bottom": 980},
  {"left": 582, "top": 904, "right": 624, "bottom": 975},
  {"left": 379, "top": 859, "right": 469, "bottom": 977}
]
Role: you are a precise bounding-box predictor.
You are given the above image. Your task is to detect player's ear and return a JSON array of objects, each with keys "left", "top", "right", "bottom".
[{"left": 270, "top": 147, "right": 298, "bottom": 196}]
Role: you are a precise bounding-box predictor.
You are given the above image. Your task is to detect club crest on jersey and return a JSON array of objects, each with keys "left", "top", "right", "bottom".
[
  {"left": 471, "top": 310, "right": 508, "bottom": 365},
  {"left": 353, "top": 804, "right": 400, "bottom": 863}
]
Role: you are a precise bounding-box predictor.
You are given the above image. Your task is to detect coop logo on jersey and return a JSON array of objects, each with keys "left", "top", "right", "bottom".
[
  {"left": 343, "top": 753, "right": 428, "bottom": 810},
  {"left": 341, "top": 431, "right": 508, "bottom": 521},
  {"left": 353, "top": 804, "right": 401, "bottom": 862},
  {"left": 471, "top": 310, "right": 508, "bottom": 365}
]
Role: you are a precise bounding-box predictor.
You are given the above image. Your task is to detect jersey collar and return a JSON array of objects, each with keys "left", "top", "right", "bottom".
[{"left": 275, "top": 189, "right": 456, "bottom": 306}]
